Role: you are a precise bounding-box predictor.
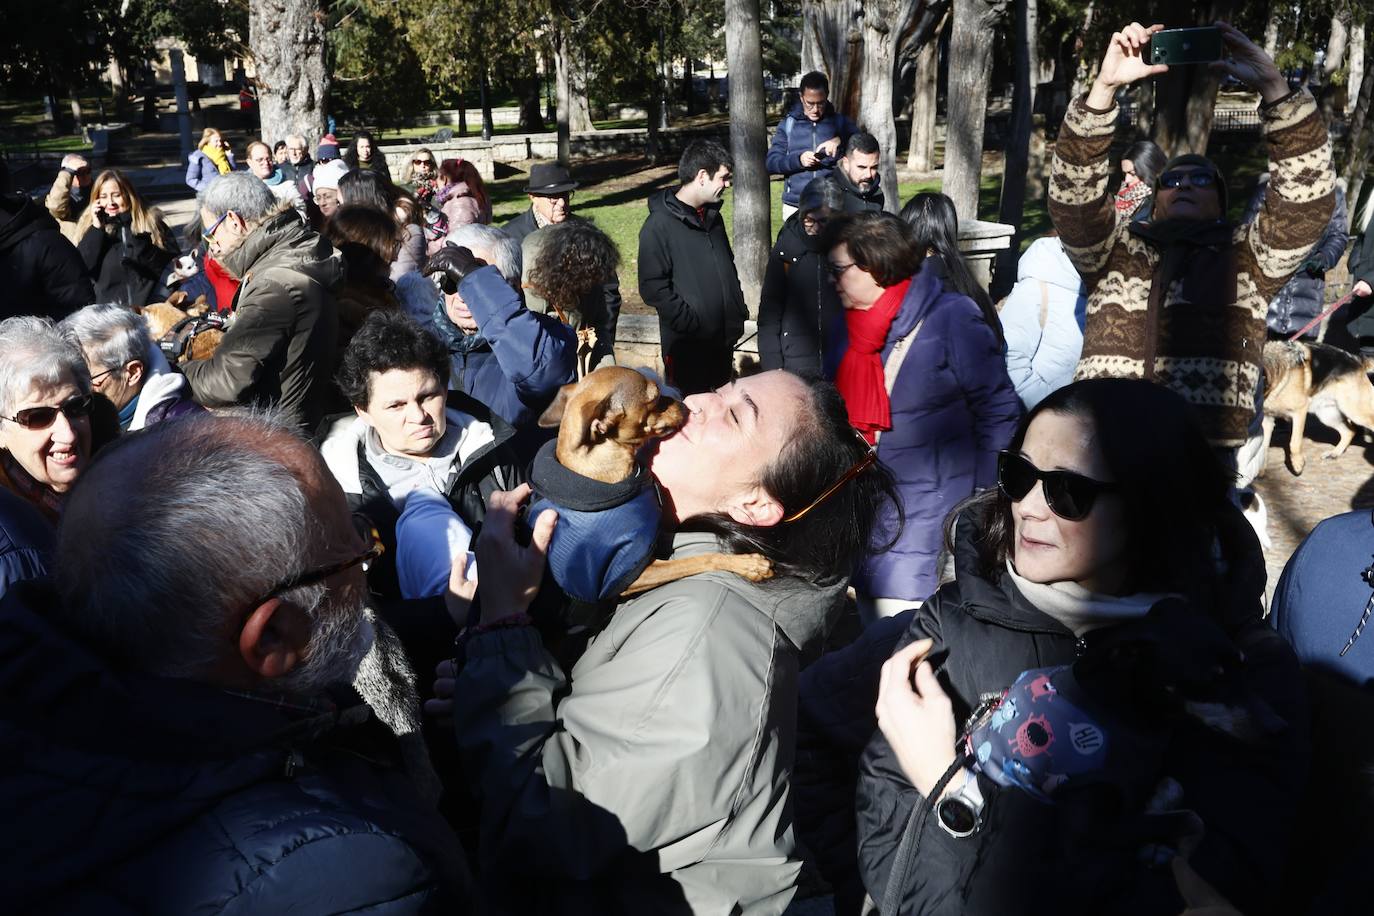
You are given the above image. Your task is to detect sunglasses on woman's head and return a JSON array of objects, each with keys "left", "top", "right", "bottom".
[
  {"left": 997, "top": 451, "right": 1118, "bottom": 521},
  {"left": 2, "top": 393, "right": 95, "bottom": 430}
]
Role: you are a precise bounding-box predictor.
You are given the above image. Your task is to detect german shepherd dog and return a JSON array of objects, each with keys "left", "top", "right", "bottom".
[{"left": 1260, "top": 339, "right": 1374, "bottom": 476}]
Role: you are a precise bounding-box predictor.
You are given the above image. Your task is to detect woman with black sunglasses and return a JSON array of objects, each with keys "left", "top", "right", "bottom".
[
  {"left": 850, "top": 377, "right": 1305, "bottom": 915},
  {"left": 0, "top": 317, "right": 118, "bottom": 526}
]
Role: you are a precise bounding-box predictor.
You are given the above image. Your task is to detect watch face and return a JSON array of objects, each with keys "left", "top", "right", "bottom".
[{"left": 938, "top": 798, "right": 978, "bottom": 836}]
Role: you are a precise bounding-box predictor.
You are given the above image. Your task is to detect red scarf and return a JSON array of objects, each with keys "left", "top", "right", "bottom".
[{"left": 836, "top": 278, "right": 911, "bottom": 443}]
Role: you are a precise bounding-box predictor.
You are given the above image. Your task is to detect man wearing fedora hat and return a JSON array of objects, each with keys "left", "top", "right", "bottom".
[{"left": 505, "top": 161, "right": 621, "bottom": 369}]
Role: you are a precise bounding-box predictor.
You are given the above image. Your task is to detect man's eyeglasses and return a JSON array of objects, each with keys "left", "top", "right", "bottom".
[
  {"left": 89, "top": 366, "right": 121, "bottom": 386},
  {"left": 255, "top": 526, "right": 385, "bottom": 605},
  {"left": 202, "top": 210, "right": 232, "bottom": 245},
  {"left": 2, "top": 393, "right": 94, "bottom": 430},
  {"left": 801, "top": 97, "right": 827, "bottom": 110},
  {"left": 1159, "top": 170, "right": 1218, "bottom": 190},
  {"left": 784, "top": 431, "right": 878, "bottom": 523},
  {"left": 997, "top": 451, "right": 1118, "bottom": 521}
]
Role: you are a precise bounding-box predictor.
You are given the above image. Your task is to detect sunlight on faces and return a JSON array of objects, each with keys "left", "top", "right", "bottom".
[
  {"left": 356, "top": 137, "right": 373, "bottom": 161},
  {"left": 649, "top": 370, "right": 809, "bottom": 525},
  {"left": 314, "top": 188, "right": 340, "bottom": 218},
  {"left": 530, "top": 193, "right": 571, "bottom": 224},
  {"left": 355, "top": 367, "right": 448, "bottom": 459},
  {"left": 829, "top": 242, "right": 886, "bottom": 310},
  {"left": 0, "top": 373, "right": 91, "bottom": 493},
  {"left": 841, "top": 150, "right": 880, "bottom": 191},
  {"left": 199, "top": 206, "right": 249, "bottom": 258},
  {"left": 1011, "top": 410, "right": 1129, "bottom": 594},
  {"left": 800, "top": 87, "right": 828, "bottom": 122},
  {"left": 287, "top": 142, "right": 307, "bottom": 164},
  {"left": 441, "top": 244, "right": 494, "bottom": 333},
  {"left": 247, "top": 144, "right": 275, "bottom": 180},
  {"left": 85, "top": 351, "right": 142, "bottom": 411},
  {"left": 1153, "top": 165, "right": 1221, "bottom": 222},
  {"left": 95, "top": 179, "right": 126, "bottom": 219}
]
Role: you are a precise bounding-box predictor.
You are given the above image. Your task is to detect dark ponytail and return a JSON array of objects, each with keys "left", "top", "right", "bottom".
[{"left": 899, "top": 192, "right": 1004, "bottom": 347}]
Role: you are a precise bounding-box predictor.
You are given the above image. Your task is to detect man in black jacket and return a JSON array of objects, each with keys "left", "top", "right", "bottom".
[
  {"left": 834, "top": 132, "right": 887, "bottom": 213},
  {"left": 0, "top": 184, "right": 92, "bottom": 321},
  {"left": 637, "top": 139, "right": 747, "bottom": 394}
]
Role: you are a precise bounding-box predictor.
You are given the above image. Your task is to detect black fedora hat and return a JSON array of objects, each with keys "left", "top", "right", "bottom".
[{"left": 525, "top": 162, "right": 579, "bottom": 195}]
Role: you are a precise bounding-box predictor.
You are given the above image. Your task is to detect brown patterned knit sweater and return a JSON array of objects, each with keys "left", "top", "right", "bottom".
[{"left": 1049, "top": 89, "right": 1335, "bottom": 446}]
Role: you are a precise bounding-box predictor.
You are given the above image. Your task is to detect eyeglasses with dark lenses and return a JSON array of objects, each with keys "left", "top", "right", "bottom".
[
  {"left": 413, "top": 159, "right": 434, "bottom": 166},
  {"left": 996, "top": 451, "right": 1118, "bottom": 522},
  {"left": 2, "top": 393, "right": 95, "bottom": 430},
  {"left": 1159, "top": 170, "right": 1217, "bottom": 190}
]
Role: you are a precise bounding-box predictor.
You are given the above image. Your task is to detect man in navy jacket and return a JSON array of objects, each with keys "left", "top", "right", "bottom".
[{"left": 767, "top": 71, "right": 858, "bottom": 219}]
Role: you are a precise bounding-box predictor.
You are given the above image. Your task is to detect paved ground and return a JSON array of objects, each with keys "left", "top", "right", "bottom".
[{"left": 1254, "top": 418, "right": 1374, "bottom": 602}]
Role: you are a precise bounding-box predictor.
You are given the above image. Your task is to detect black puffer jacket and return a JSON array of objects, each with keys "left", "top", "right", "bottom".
[
  {"left": 757, "top": 214, "right": 841, "bottom": 373},
  {"left": 76, "top": 211, "right": 177, "bottom": 308},
  {"left": 637, "top": 189, "right": 747, "bottom": 353},
  {"left": 0, "top": 193, "right": 91, "bottom": 319},
  {"left": 853, "top": 510, "right": 1308, "bottom": 916},
  {"left": 182, "top": 210, "right": 342, "bottom": 430},
  {"left": 0, "top": 579, "right": 472, "bottom": 915}
]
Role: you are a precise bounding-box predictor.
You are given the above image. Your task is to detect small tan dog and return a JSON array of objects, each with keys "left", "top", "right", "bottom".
[
  {"left": 137, "top": 291, "right": 226, "bottom": 363},
  {"left": 535, "top": 366, "right": 772, "bottom": 597},
  {"left": 1261, "top": 339, "right": 1374, "bottom": 476}
]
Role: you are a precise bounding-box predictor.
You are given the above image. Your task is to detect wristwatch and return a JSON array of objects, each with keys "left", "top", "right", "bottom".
[{"left": 935, "top": 770, "right": 985, "bottom": 839}]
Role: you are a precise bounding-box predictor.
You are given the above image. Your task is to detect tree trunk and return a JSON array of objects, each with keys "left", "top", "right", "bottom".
[
  {"left": 67, "top": 86, "right": 84, "bottom": 134},
  {"left": 725, "top": 0, "right": 771, "bottom": 314},
  {"left": 554, "top": 25, "right": 596, "bottom": 155},
  {"left": 944, "top": 0, "right": 1006, "bottom": 221},
  {"left": 994, "top": 0, "right": 1038, "bottom": 298},
  {"left": 1068, "top": 0, "right": 1096, "bottom": 102},
  {"left": 1351, "top": 24, "right": 1366, "bottom": 117},
  {"left": 1320, "top": 13, "right": 1351, "bottom": 122},
  {"left": 1345, "top": 37, "right": 1374, "bottom": 220},
  {"left": 249, "top": 0, "right": 328, "bottom": 148},
  {"left": 907, "top": 34, "right": 939, "bottom": 171},
  {"left": 683, "top": 57, "right": 696, "bottom": 115},
  {"left": 458, "top": 101, "right": 467, "bottom": 137},
  {"left": 1154, "top": 0, "right": 1232, "bottom": 158},
  {"left": 857, "top": 0, "right": 903, "bottom": 214},
  {"left": 480, "top": 70, "right": 493, "bottom": 142},
  {"left": 800, "top": 0, "right": 864, "bottom": 116},
  {"left": 1134, "top": 77, "right": 1154, "bottom": 137},
  {"left": 1262, "top": 7, "right": 1281, "bottom": 60}
]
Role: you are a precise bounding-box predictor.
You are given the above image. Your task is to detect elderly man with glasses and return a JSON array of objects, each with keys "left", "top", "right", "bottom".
[
  {"left": 766, "top": 70, "right": 858, "bottom": 221},
  {"left": 182, "top": 172, "right": 343, "bottom": 430},
  {"left": 0, "top": 411, "right": 474, "bottom": 913},
  {"left": 1049, "top": 20, "right": 1336, "bottom": 484},
  {"left": 277, "top": 133, "right": 315, "bottom": 189}
]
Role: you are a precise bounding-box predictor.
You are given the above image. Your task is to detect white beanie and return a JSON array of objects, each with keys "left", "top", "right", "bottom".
[{"left": 312, "top": 159, "right": 351, "bottom": 192}]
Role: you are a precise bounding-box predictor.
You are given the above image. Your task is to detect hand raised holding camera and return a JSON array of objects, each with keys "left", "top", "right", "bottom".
[
  {"left": 1088, "top": 22, "right": 1169, "bottom": 109},
  {"left": 1210, "top": 22, "right": 1288, "bottom": 105}
]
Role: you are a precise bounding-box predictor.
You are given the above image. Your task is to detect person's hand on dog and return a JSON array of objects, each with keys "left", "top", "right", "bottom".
[
  {"left": 421, "top": 243, "right": 487, "bottom": 293},
  {"left": 1088, "top": 22, "right": 1168, "bottom": 109},
  {"left": 456, "top": 483, "right": 556, "bottom": 627},
  {"left": 875, "top": 638, "right": 959, "bottom": 799},
  {"left": 1211, "top": 22, "right": 1288, "bottom": 104}
]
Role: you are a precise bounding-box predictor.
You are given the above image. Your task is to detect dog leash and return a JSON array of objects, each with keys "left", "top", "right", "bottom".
[{"left": 1288, "top": 291, "right": 1355, "bottom": 342}]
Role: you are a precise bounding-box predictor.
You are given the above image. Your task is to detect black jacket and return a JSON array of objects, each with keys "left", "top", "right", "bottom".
[
  {"left": 852, "top": 510, "right": 1308, "bottom": 916},
  {"left": 636, "top": 189, "right": 747, "bottom": 352},
  {"left": 834, "top": 166, "right": 886, "bottom": 213},
  {"left": 0, "top": 579, "right": 472, "bottom": 914},
  {"left": 183, "top": 210, "right": 342, "bottom": 430},
  {"left": 0, "top": 193, "right": 91, "bottom": 320},
  {"left": 77, "top": 211, "right": 178, "bottom": 308},
  {"left": 1349, "top": 214, "right": 1374, "bottom": 339},
  {"left": 502, "top": 207, "right": 539, "bottom": 244},
  {"left": 757, "top": 214, "right": 841, "bottom": 373}
]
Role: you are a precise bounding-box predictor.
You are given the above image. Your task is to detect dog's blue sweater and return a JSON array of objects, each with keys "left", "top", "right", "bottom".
[{"left": 528, "top": 439, "right": 662, "bottom": 603}]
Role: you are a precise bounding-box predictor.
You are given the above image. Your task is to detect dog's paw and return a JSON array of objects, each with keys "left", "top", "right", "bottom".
[
  {"left": 1323, "top": 449, "right": 1341, "bottom": 461},
  {"left": 1288, "top": 459, "right": 1305, "bottom": 476},
  {"left": 732, "top": 554, "right": 774, "bottom": 583}
]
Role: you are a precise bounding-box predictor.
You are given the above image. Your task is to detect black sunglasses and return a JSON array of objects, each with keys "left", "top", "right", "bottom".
[
  {"left": 997, "top": 451, "right": 1118, "bottom": 521},
  {"left": 2, "top": 393, "right": 95, "bottom": 430},
  {"left": 1159, "top": 170, "right": 1218, "bottom": 190}
]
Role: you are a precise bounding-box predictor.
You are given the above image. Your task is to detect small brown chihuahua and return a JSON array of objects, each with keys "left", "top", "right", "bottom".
[{"left": 537, "top": 366, "right": 772, "bottom": 596}]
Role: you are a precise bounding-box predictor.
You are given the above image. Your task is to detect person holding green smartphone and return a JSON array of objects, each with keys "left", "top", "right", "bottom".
[{"left": 1048, "top": 21, "right": 1335, "bottom": 487}]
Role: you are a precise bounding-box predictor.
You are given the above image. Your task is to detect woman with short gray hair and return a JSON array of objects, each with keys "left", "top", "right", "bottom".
[
  {"left": 61, "top": 304, "right": 201, "bottom": 431},
  {"left": 0, "top": 316, "right": 98, "bottom": 521}
]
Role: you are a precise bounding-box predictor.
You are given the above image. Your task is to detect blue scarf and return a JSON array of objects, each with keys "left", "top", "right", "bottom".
[
  {"left": 431, "top": 296, "right": 488, "bottom": 355},
  {"left": 117, "top": 393, "right": 140, "bottom": 431}
]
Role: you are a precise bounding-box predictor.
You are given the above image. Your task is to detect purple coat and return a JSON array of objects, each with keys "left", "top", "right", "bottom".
[{"left": 826, "top": 265, "right": 1021, "bottom": 601}]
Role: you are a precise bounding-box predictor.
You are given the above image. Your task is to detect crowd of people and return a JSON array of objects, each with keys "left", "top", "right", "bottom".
[{"left": 2, "top": 17, "right": 1374, "bottom": 915}]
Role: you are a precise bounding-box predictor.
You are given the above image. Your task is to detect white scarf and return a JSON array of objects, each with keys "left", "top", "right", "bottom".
[{"left": 1005, "top": 560, "right": 1173, "bottom": 638}]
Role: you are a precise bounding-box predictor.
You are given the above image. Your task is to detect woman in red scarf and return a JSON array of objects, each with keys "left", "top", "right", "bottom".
[{"left": 825, "top": 210, "right": 1021, "bottom": 624}]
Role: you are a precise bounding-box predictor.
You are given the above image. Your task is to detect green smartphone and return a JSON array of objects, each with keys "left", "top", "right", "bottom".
[{"left": 1150, "top": 27, "right": 1223, "bottom": 66}]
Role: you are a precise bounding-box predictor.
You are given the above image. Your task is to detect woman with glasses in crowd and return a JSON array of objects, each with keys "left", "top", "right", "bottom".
[
  {"left": 855, "top": 378, "right": 1305, "bottom": 916},
  {"left": 824, "top": 209, "right": 1020, "bottom": 625},
  {"left": 0, "top": 317, "right": 113, "bottom": 525},
  {"left": 429, "top": 371, "right": 898, "bottom": 913},
  {"left": 74, "top": 170, "right": 180, "bottom": 308},
  {"left": 758, "top": 176, "right": 845, "bottom": 374},
  {"left": 401, "top": 147, "right": 439, "bottom": 203}
]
